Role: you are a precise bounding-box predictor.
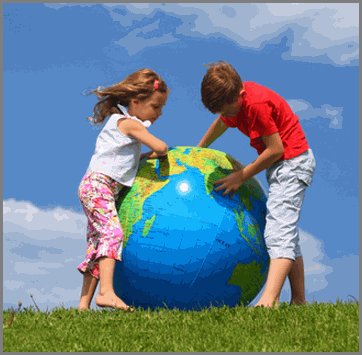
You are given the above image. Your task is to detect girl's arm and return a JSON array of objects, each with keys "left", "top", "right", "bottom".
[
  {"left": 118, "top": 119, "right": 168, "bottom": 156},
  {"left": 197, "top": 117, "right": 228, "bottom": 148}
]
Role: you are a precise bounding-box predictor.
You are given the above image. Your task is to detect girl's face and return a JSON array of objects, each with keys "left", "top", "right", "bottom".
[{"left": 128, "top": 91, "right": 168, "bottom": 124}]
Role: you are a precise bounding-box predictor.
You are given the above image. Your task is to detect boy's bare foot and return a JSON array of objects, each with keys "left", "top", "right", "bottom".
[
  {"left": 290, "top": 298, "right": 307, "bottom": 305},
  {"left": 96, "top": 292, "right": 134, "bottom": 312}
]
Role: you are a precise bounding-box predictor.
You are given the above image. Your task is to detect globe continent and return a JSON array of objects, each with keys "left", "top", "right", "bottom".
[{"left": 114, "top": 146, "right": 269, "bottom": 309}]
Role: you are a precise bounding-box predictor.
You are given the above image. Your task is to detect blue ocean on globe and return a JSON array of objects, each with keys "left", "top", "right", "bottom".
[{"left": 114, "top": 146, "right": 269, "bottom": 309}]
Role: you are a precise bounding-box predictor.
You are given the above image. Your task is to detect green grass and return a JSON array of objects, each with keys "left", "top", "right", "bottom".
[{"left": 3, "top": 302, "right": 359, "bottom": 352}]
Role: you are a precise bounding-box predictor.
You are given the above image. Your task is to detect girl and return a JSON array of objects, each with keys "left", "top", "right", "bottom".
[{"left": 77, "top": 69, "right": 169, "bottom": 311}]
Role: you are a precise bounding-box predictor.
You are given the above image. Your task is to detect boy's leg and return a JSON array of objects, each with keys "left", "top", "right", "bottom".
[
  {"left": 258, "top": 150, "right": 315, "bottom": 308},
  {"left": 288, "top": 256, "right": 306, "bottom": 304},
  {"left": 95, "top": 256, "right": 130, "bottom": 310},
  {"left": 78, "top": 272, "right": 98, "bottom": 310},
  {"left": 255, "top": 258, "right": 293, "bottom": 307}
]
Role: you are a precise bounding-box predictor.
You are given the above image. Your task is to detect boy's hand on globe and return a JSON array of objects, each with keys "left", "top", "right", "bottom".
[{"left": 214, "top": 170, "right": 245, "bottom": 198}]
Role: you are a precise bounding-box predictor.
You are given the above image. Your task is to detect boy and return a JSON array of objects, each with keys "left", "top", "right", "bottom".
[{"left": 197, "top": 61, "right": 316, "bottom": 307}]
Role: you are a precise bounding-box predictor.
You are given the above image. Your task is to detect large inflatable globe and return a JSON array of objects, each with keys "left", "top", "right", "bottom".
[{"left": 114, "top": 146, "right": 269, "bottom": 309}]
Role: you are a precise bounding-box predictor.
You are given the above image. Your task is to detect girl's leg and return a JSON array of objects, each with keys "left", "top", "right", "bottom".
[
  {"left": 78, "top": 173, "right": 130, "bottom": 310},
  {"left": 78, "top": 272, "right": 99, "bottom": 310},
  {"left": 254, "top": 258, "right": 293, "bottom": 307},
  {"left": 95, "top": 256, "right": 130, "bottom": 310},
  {"left": 288, "top": 256, "right": 306, "bottom": 305}
]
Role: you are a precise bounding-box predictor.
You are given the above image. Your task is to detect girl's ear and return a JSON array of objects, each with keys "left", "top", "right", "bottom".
[{"left": 130, "top": 98, "right": 139, "bottom": 105}]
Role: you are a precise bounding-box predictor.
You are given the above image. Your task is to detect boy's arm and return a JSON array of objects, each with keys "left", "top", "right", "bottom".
[
  {"left": 215, "top": 132, "right": 284, "bottom": 197},
  {"left": 197, "top": 117, "right": 228, "bottom": 148}
]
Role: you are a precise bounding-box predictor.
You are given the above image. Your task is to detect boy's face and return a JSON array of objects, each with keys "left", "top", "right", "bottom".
[{"left": 218, "top": 89, "right": 245, "bottom": 117}]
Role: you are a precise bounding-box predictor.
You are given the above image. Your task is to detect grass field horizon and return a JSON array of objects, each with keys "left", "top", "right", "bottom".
[{"left": 3, "top": 301, "right": 359, "bottom": 352}]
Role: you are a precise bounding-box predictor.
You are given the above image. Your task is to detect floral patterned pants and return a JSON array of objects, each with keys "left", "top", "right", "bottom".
[{"left": 77, "top": 172, "right": 124, "bottom": 279}]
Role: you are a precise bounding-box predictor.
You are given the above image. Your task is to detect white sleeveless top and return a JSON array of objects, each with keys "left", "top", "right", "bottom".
[{"left": 87, "top": 105, "right": 151, "bottom": 186}]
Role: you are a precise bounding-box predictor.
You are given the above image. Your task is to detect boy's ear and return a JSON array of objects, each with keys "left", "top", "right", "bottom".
[{"left": 239, "top": 89, "right": 245, "bottom": 96}]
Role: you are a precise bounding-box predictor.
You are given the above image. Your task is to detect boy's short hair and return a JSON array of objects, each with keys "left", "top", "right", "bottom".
[{"left": 201, "top": 61, "right": 243, "bottom": 114}]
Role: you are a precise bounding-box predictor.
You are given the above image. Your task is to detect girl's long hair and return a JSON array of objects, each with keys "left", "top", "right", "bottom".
[{"left": 88, "top": 69, "right": 168, "bottom": 124}]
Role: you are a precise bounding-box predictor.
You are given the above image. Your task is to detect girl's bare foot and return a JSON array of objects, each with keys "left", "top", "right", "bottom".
[
  {"left": 96, "top": 292, "right": 134, "bottom": 311},
  {"left": 78, "top": 306, "right": 90, "bottom": 311},
  {"left": 78, "top": 301, "right": 91, "bottom": 311},
  {"left": 78, "top": 303, "right": 89, "bottom": 311},
  {"left": 254, "top": 299, "right": 279, "bottom": 308}
]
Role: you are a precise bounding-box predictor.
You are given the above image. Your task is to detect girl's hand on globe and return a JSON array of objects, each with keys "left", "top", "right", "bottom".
[
  {"left": 141, "top": 151, "right": 159, "bottom": 160},
  {"left": 140, "top": 152, "right": 151, "bottom": 160},
  {"left": 141, "top": 151, "right": 168, "bottom": 160},
  {"left": 214, "top": 170, "right": 245, "bottom": 198}
]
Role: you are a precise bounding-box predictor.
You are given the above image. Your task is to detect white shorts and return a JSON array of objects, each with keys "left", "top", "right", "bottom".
[{"left": 264, "top": 149, "right": 316, "bottom": 260}]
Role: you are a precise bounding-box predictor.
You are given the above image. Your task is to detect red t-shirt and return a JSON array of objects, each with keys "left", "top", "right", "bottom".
[{"left": 220, "top": 82, "right": 309, "bottom": 160}]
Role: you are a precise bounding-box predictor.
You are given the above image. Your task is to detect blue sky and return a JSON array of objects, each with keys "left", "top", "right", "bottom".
[{"left": 3, "top": 3, "right": 359, "bottom": 309}]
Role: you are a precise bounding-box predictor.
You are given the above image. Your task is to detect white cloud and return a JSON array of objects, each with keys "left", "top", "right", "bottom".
[
  {"left": 115, "top": 19, "right": 178, "bottom": 56},
  {"left": 3, "top": 199, "right": 87, "bottom": 239},
  {"left": 4, "top": 280, "right": 25, "bottom": 291},
  {"left": 45, "top": 3, "right": 359, "bottom": 65},
  {"left": 13, "top": 204, "right": 39, "bottom": 222},
  {"left": 43, "top": 3, "right": 359, "bottom": 65},
  {"left": 26, "top": 287, "right": 81, "bottom": 306},
  {"left": 319, "top": 254, "right": 359, "bottom": 302},
  {"left": 299, "top": 230, "right": 333, "bottom": 292},
  {"left": 3, "top": 199, "right": 87, "bottom": 309},
  {"left": 14, "top": 261, "right": 64, "bottom": 275},
  {"left": 287, "top": 99, "right": 343, "bottom": 129},
  {"left": 101, "top": 3, "right": 358, "bottom": 65}
]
